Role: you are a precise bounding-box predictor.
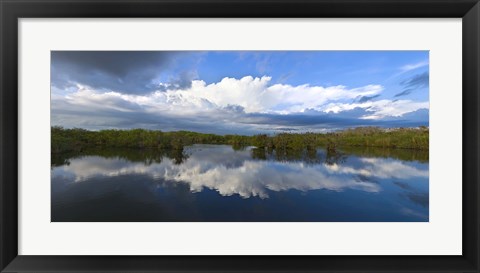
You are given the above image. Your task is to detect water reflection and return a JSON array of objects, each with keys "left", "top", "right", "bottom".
[{"left": 51, "top": 145, "right": 429, "bottom": 222}]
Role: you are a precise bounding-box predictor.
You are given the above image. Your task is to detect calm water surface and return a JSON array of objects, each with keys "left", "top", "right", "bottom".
[{"left": 51, "top": 145, "right": 429, "bottom": 222}]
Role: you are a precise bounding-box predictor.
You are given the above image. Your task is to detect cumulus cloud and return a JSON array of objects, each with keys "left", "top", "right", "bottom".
[
  {"left": 157, "top": 70, "right": 199, "bottom": 91},
  {"left": 357, "top": 94, "right": 381, "bottom": 103},
  {"left": 60, "top": 76, "right": 384, "bottom": 114},
  {"left": 51, "top": 76, "right": 429, "bottom": 132},
  {"left": 51, "top": 51, "right": 199, "bottom": 94}
]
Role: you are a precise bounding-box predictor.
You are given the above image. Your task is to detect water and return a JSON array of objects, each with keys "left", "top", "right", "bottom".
[{"left": 51, "top": 145, "right": 429, "bottom": 222}]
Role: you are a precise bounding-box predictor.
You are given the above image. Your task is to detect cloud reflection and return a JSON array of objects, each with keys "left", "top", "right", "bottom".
[{"left": 51, "top": 145, "right": 428, "bottom": 199}]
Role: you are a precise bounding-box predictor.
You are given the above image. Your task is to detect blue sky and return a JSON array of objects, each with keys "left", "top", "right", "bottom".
[{"left": 51, "top": 51, "right": 429, "bottom": 134}]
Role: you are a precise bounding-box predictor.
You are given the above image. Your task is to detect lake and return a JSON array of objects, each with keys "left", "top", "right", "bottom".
[{"left": 51, "top": 144, "right": 429, "bottom": 222}]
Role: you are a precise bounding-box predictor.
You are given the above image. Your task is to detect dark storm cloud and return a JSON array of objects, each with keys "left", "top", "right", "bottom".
[
  {"left": 401, "top": 72, "right": 429, "bottom": 89},
  {"left": 394, "top": 89, "right": 413, "bottom": 98},
  {"left": 157, "top": 70, "right": 198, "bottom": 92},
  {"left": 223, "top": 104, "right": 246, "bottom": 114},
  {"left": 358, "top": 94, "right": 381, "bottom": 103},
  {"left": 51, "top": 51, "right": 192, "bottom": 94},
  {"left": 394, "top": 72, "right": 429, "bottom": 98}
]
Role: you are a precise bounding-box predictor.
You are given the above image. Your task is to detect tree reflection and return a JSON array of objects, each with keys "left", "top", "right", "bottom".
[
  {"left": 170, "top": 148, "right": 188, "bottom": 165},
  {"left": 51, "top": 155, "right": 71, "bottom": 168},
  {"left": 251, "top": 147, "right": 267, "bottom": 160},
  {"left": 51, "top": 144, "right": 429, "bottom": 201},
  {"left": 51, "top": 147, "right": 188, "bottom": 167},
  {"left": 250, "top": 145, "right": 345, "bottom": 166},
  {"left": 324, "top": 149, "right": 347, "bottom": 165},
  {"left": 52, "top": 144, "right": 427, "bottom": 169}
]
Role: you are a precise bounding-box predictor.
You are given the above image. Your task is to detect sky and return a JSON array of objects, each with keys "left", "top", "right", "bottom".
[{"left": 51, "top": 51, "right": 429, "bottom": 135}]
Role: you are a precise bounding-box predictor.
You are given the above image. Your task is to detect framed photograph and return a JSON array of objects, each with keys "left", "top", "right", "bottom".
[{"left": 1, "top": 0, "right": 478, "bottom": 272}]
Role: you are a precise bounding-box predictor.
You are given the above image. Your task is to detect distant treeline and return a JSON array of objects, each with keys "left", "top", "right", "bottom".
[{"left": 51, "top": 126, "right": 429, "bottom": 154}]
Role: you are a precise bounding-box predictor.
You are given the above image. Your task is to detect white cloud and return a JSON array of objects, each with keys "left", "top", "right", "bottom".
[
  {"left": 321, "top": 99, "right": 429, "bottom": 119},
  {"left": 59, "top": 76, "right": 385, "bottom": 115},
  {"left": 400, "top": 60, "right": 429, "bottom": 72},
  {"left": 154, "top": 76, "right": 383, "bottom": 114},
  {"left": 51, "top": 76, "right": 428, "bottom": 131}
]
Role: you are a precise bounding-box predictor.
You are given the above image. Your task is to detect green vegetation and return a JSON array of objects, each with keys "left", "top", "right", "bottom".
[{"left": 51, "top": 126, "right": 429, "bottom": 155}]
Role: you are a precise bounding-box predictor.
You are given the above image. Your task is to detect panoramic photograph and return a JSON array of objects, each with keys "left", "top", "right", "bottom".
[{"left": 51, "top": 51, "right": 429, "bottom": 222}]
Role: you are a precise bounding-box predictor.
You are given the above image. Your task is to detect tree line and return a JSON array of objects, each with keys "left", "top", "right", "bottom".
[{"left": 51, "top": 126, "right": 429, "bottom": 154}]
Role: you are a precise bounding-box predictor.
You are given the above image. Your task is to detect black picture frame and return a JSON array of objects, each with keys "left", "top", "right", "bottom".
[{"left": 1, "top": 0, "right": 479, "bottom": 272}]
